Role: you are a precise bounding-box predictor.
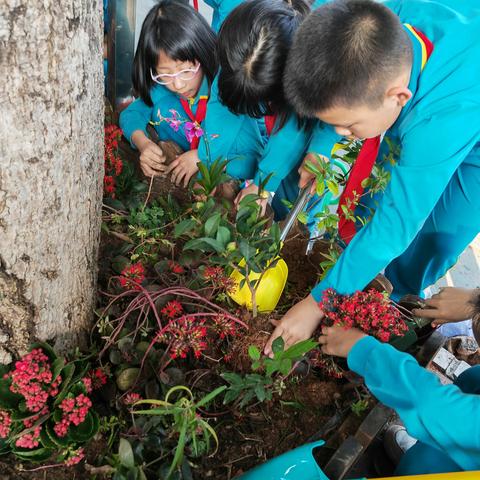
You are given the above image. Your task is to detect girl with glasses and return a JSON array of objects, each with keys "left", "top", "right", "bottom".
[{"left": 120, "top": 0, "right": 264, "bottom": 186}]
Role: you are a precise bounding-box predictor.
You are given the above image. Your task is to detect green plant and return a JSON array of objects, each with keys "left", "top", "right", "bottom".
[
  {"left": 222, "top": 337, "right": 317, "bottom": 407},
  {"left": 133, "top": 385, "right": 226, "bottom": 479}
]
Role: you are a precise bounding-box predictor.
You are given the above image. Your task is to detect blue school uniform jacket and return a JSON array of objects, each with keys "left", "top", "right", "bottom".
[
  {"left": 119, "top": 77, "right": 265, "bottom": 179},
  {"left": 311, "top": 0, "right": 480, "bottom": 301},
  {"left": 348, "top": 336, "right": 480, "bottom": 472}
]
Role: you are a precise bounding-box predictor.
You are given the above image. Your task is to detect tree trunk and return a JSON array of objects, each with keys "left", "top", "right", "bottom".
[{"left": 0, "top": 1, "right": 103, "bottom": 363}]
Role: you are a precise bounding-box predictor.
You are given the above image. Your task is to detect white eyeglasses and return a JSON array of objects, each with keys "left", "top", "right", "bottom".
[{"left": 150, "top": 63, "right": 200, "bottom": 85}]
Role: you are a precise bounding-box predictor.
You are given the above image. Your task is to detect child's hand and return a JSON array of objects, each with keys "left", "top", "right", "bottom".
[
  {"left": 167, "top": 150, "right": 200, "bottom": 187},
  {"left": 412, "top": 287, "right": 479, "bottom": 327},
  {"left": 318, "top": 326, "right": 366, "bottom": 358},
  {"left": 234, "top": 184, "right": 268, "bottom": 215},
  {"left": 264, "top": 295, "right": 324, "bottom": 357},
  {"left": 298, "top": 153, "right": 328, "bottom": 194},
  {"left": 133, "top": 132, "right": 166, "bottom": 177}
]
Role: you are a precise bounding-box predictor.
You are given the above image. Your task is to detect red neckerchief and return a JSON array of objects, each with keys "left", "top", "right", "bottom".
[
  {"left": 179, "top": 96, "right": 208, "bottom": 150},
  {"left": 337, "top": 26, "right": 434, "bottom": 244},
  {"left": 264, "top": 115, "right": 277, "bottom": 137}
]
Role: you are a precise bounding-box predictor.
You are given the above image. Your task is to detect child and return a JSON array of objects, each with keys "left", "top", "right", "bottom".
[
  {"left": 119, "top": 0, "right": 264, "bottom": 186},
  {"left": 265, "top": 0, "right": 480, "bottom": 354},
  {"left": 318, "top": 287, "right": 480, "bottom": 474},
  {"left": 214, "top": 0, "right": 340, "bottom": 218}
]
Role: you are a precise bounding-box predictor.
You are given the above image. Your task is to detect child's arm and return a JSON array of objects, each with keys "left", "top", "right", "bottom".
[
  {"left": 310, "top": 106, "right": 480, "bottom": 301},
  {"left": 346, "top": 334, "right": 480, "bottom": 469}
]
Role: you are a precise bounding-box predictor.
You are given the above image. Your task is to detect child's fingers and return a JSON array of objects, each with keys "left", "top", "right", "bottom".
[
  {"left": 166, "top": 158, "right": 181, "bottom": 174},
  {"left": 411, "top": 307, "right": 438, "bottom": 319}
]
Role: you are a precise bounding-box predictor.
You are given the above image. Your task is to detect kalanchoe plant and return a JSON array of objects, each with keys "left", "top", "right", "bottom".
[
  {"left": 0, "top": 343, "right": 105, "bottom": 466},
  {"left": 222, "top": 337, "right": 318, "bottom": 407},
  {"left": 319, "top": 288, "right": 409, "bottom": 342}
]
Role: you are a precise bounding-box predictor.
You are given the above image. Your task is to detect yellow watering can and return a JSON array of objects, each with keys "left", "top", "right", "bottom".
[{"left": 228, "top": 183, "right": 313, "bottom": 312}]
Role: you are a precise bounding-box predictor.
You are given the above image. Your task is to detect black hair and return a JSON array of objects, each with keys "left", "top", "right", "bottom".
[
  {"left": 284, "top": 0, "right": 412, "bottom": 117},
  {"left": 217, "top": 0, "right": 311, "bottom": 128},
  {"left": 133, "top": 0, "right": 217, "bottom": 106}
]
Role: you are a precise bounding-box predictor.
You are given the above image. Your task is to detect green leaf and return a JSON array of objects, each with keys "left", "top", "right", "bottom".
[
  {"left": 326, "top": 180, "right": 339, "bottom": 196},
  {"left": 205, "top": 213, "right": 221, "bottom": 237},
  {"left": 194, "top": 386, "right": 227, "bottom": 409},
  {"left": 68, "top": 411, "right": 99, "bottom": 442},
  {"left": 279, "top": 358, "right": 292, "bottom": 376},
  {"left": 119, "top": 438, "right": 135, "bottom": 468},
  {"left": 284, "top": 339, "right": 318, "bottom": 360},
  {"left": 14, "top": 447, "right": 54, "bottom": 462},
  {"left": 316, "top": 181, "right": 325, "bottom": 197},
  {"left": 53, "top": 363, "right": 75, "bottom": 406},
  {"left": 251, "top": 360, "right": 261, "bottom": 371},
  {"left": 248, "top": 346, "right": 261, "bottom": 361},
  {"left": 254, "top": 384, "right": 266, "bottom": 402},
  {"left": 44, "top": 422, "right": 70, "bottom": 447},
  {"left": 0, "top": 379, "right": 23, "bottom": 409},
  {"left": 174, "top": 219, "right": 196, "bottom": 238},
  {"left": 221, "top": 372, "right": 242, "bottom": 385},
  {"left": 271, "top": 337, "right": 285, "bottom": 355},
  {"left": 184, "top": 238, "right": 224, "bottom": 253},
  {"left": 297, "top": 212, "right": 308, "bottom": 224},
  {"left": 216, "top": 226, "right": 231, "bottom": 247},
  {"left": 51, "top": 358, "right": 65, "bottom": 383},
  {"left": 223, "top": 388, "right": 242, "bottom": 404}
]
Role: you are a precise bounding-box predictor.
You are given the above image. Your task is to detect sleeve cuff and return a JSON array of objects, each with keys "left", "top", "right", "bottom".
[{"left": 347, "top": 335, "right": 380, "bottom": 375}]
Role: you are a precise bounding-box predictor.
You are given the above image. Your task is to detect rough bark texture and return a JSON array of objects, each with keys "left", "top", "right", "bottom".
[{"left": 0, "top": 1, "right": 103, "bottom": 362}]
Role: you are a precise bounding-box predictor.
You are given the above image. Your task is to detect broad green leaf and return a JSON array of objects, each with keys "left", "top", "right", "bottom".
[
  {"left": 271, "top": 336, "right": 285, "bottom": 354},
  {"left": 223, "top": 388, "right": 241, "bottom": 404},
  {"left": 316, "top": 181, "right": 325, "bottom": 197},
  {"left": 118, "top": 438, "right": 135, "bottom": 468},
  {"left": 68, "top": 411, "right": 99, "bottom": 442},
  {"left": 326, "top": 180, "right": 339, "bottom": 196},
  {"left": 297, "top": 212, "right": 308, "bottom": 224},
  {"left": 284, "top": 339, "right": 318, "bottom": 360},
  {"left": 204, "top": 213, "right": 221, "bottom": 237},
  {"left": 248, "top": 346, "right": 261, "bottom": 361},
  {"left": 174, "top": 218, "right": 196, "bottom": 238},
  {"left": 220, "top": 372, "right": 242, "bottom": 385},
  {"left": 216, "top": 226, "right": 231, "bottom": 247},
  {"left": 0, "top": 378, "right": 23, "bottom": 409},
  {"left": 254, "top": 384, "right": 266, "bottom": 402},
  {"left": 280, "top": 358, "right": 292, "bottom": 376}
]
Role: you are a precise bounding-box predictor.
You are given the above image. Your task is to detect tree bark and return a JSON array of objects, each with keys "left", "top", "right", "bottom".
[{"left": 0, "top": 1, "right": 103, "bottom": 362}]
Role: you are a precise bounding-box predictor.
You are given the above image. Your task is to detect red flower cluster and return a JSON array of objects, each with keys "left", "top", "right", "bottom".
[
  {"left": 7, "top": 348, "right": 61, "bottom": 413},
  {"left": 211, "top": 314, "right": 237, "bottom": 339},
  {"left": 319, "top": 288, "right": 408, "bottom": 342},
  {"left": 82, "top": 368, "right": 108, "bottom": 393},
  {"left": 104, "top": 124, "right": 123, "bottom": 198},
  {"left": 168, "top": 261, "right": 185, "bottom": 274},
  {"left": 161, "top": 300, "right": 183, "bottom": 319},
  {"left": 203, "top": 266, "right": 235, "bottom": 293},
  {"left": 0, "top": 410, "right": 12, "bottom": 439},
  {"left": 54, "top": 394, "right": 92, "bottom": 437},
  {"left": 64, "top": 447, "right": 85, "bottom": 466},
  {"left": 119, "top": 262, "right": 145, "bottom": 291},
  {"left": 157, "top": 316, "right": 208, "bottom": 359},
  {"left": 16, "top": 426, "right": 42, "bottom": 449}
]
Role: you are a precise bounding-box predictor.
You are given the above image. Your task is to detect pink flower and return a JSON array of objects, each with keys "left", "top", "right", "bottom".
[
  {"left": 123, "top": 392, "right": 142, "bottom": 405},
  {"left": 16, "top": 426, "right": 41, "bottom": 449},
  {"left": 184, "top": 122, "right": 204, "bottom": 143},
  {"left": 64, "top": 448, "right": 85, "bottom": 466},
  {"left": 0, "top": 410, "right": 12, "bottom": 438}
]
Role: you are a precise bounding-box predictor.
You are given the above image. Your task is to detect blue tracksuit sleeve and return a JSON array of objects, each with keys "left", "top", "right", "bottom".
[
  {"left": 253, "top": 115, "right": 311, "bottom": 192},
  {"left": 348, "top": 336, "right": 480, "bottom": 470},
  {"left": 119, "top": 97, "right": 153, "bottom": 148},
  {"left": 311, "top": 105, "right": 480, "bottom": 301}
]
